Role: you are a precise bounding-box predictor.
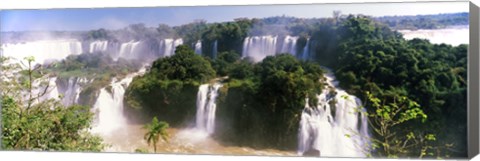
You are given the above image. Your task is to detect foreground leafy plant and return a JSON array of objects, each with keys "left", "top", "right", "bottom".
[
  {"left": 1, "top": 56, "right": 105, "bottom": 151},
  {"left": 143, "top": 117, "right": 169, "bottom": 153},
  {"left": 362, "top": 91, "right": 437, "bottom": 158}
]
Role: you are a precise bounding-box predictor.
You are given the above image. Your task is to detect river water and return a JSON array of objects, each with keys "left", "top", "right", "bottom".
[{"left": 398, "top": 25, "right": 469, "bottom": 46}]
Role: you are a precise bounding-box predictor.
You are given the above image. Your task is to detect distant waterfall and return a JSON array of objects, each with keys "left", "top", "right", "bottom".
[
  {"left": 91, "top": 67, "right": 146, "bottom": 136},
  {"left": 194, "top": 40, "right": 202, "bottom": 55},
  {"left": 242, "top": 36, "right": 278, "bottom": 61},
  {"left": 195, "top": 83, "right": 223, "bottom": 134},
  {"left": 280, "top": 35, "right": 298, "bottom": 56},
  {"left": 242, "top": 35, "right": 298, "bottom": 62},
  {"left": 24, "top": 77, "right": 61, "bottom": 107},
  {"left": 301, "top": 38, "right": 310, "bottom": 60},
  {"left": 16, "top": 75, "right": 94, "bottom": 108},
  {"left": 89, "top": 41, "right": 108, "bottom": 53},
  {"left": 174, "top": 39, "right": 184, "bottom": 54},
  {"left": 56, "top": 77, "right": 90, "bottom": 106},
  {"left": 212, "top": 40, "right": 218, "bottom": 58},
  {"left": 117, "top": 41, "right": 141, "bottom": 60},
  {"left": 41, "top": 77, "right": 61, "bottom": 102},
  {"left": 1, "top": 40, "right": 82, "bottom": 65},
  {"left": 159, "top": 38, "right": 184, "bottom": 57},
  {"left": 298, "top": 69, "right": 370, "bottom": 157}
]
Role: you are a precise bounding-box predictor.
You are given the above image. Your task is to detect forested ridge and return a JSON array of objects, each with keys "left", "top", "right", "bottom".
[{"left": 375, "top": 12, "right": 468, "bottom": 30}]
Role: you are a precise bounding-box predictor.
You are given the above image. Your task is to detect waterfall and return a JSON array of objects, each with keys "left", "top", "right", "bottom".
[
  {"left": 212, "top": 40, "right": 218, "bottom": 58},
  {"left": 43, "top": 77, "right": 61, "bottom": 102},
  {"left": 195, "top": 83, "right": 223, "bottom": 135},
  {"left": 9, "top": 73, "right": 93, "bottom": 108},
  {"left": 241, "top": 35, "right": 298, "bottom": 62},
  {"left": 298, "top": 69, "right": 370, "bottom": 157},
  {"left": 241, "top": 36, "right": 277, "bottom": 61},
  {"left": 56, "top": 77, "right": 90, "bottom": 106},
  {"left": 91, "top": 67, "right": 146, "bottom": 136},
  {"left": 174, "top": 39, "right": 184, "bottom": 50},
  {"left": 194, "top": 40, "right": 202, "bottom": 54},
  {"left": 24, "top": 76, "right": 61, "bottom": 107},
  {"left": 1, "top": 40, "right": 83, "bottom": 66},
  {"left": 89, "top": 41, "right": 109, "bottom": 53},
  {"left": 118, "top": 41, "right": 141, "bottom": 60},
  {"left": 160, "top": 38, "right": 184, "bottom": 57},
  {"left": 301, "top": 38, "right": 310, "bottom": 60},
  {"left": 280, "top": 35, "right": 299, "bottom": 56}
]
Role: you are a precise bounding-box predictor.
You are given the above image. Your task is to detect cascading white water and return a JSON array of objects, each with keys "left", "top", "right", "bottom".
[
  {"left": 195, "top": 83, "right": 223, "bottom": 135},
  {"left": 242, "top": 35, "right": 298, "bottom": 62},
  {"left": 194, "top": 40, "right": 202, "bottom": 54},
  {"left": 242, "top": 36, "right": 278, "bottom": 61},
  {"left": 280, "top": 35, "right": 299, "bottom": 56},
  {"left": 42, "top": 77, "right": 61, "bottom": 102},
  {"left": 91, "top": 67, "right": 146, "bottom": 136},
  {"left": 174, "top": 39, "right": 184, "bottom": 51},
  {"left": 118, "top": 41, "right": 141, "bottom": 60},
  {"left": 1, "top": 40, "right": 83, "bottom": 66},
  {"left": 57, "top": 77, "right": 89, "bottom": 106},
  {"left": 23, "top": 76, "right": 61, "bottom": 107},
  {"left": 161, "top": 39, "right": 173, "bottom": 57},
  {"left": 89, "top": 41, "right": 109, "bottom": 53},
  {"left": 212, "top": 40, "right": 218, "bottom": 58},
  {"left": 160, "top": 38, "right": 184, "bottom": 57},
  {"left": 298, "top": 69, "right": 370, "bottom": 157},
  {"left": 301, "top": 38, "right": 310, "bottom": 60}
]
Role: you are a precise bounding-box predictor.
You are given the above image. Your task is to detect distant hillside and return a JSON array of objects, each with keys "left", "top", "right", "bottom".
[
  {"left": 0, "top": 12, "right": 468, "bottom": 43},
  {"left": 374, "top": 12, "right": 468, "bottom": 30}
]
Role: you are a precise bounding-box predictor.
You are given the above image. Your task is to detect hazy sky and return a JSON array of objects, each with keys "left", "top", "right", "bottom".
[{"left": 0, "top": 1, "right": 468, "bottom": 32}]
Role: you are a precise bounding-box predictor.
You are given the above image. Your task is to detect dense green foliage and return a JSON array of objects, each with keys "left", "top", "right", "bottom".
[
  {"left": 305, "top": 15, "right": 467, "bottom": 158},
  {"left": 44, "top": 52, "right": 141, "bottom": 106},
  {"left": 125, "top": 45, "right": 325, "bottom": 149},
  {"left": 84, "top": 28, "right": 110, "bottom": 40},
  {"left": 1, "top": 57, "right": 105, "bottom": 151},
  {"left": 201, "top": 20, "right": 252, "bottom": 58},
  {"left": 173, "top": 21, "right": 209, "bottom": 48},
  {"left": 215, "top": 54, "right": 324, "bottom": 149},
  {"left": 2, "top": 96, "right": 104, "bottom": 151},
  {"left": 123, "top": 13, "right": 467, "bottom": 157},
  {"left": 125, "top": 45, "right": 216, "bottom": 125},
  {"left": 150, "top": 45, "right": 216, "bottom": 82},
  {"left": 46, "top": 52, "right": 140, "bottom": 79},
  {"left": 363, "top": 92, "right": 436, "bottom": 158}
]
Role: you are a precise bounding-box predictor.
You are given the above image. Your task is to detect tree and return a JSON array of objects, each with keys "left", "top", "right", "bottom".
[
  {"left": 143, "top": 117, "right": 169, "bottom": 153},
  {"left": 1, "top": 56, "right": 105, "bottom": 151},
  {"left": 150, "top": 45, "right": 216, "bottom": 83},
  {"left": 362, "top": 91, "right": 437, "bottom": 158},
  {"left": 156, "top": 24, "right": 175, "bottom": 38}
]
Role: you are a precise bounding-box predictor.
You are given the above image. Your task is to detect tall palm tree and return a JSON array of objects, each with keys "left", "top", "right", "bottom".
[{"left": 143, "top": 116, "right": 169, "bottom": 153}]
